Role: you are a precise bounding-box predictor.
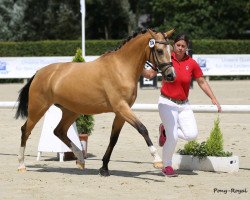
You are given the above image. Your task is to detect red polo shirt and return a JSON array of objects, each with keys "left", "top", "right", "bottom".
[{"left": 160, "top": 52, "right": 203, "bottom": 100}]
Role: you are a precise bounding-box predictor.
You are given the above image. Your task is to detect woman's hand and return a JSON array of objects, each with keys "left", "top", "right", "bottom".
[
  {"left": 142, "top": 68, "right": 158, "bottom": 79},
  {"left": 211, "top": 98, "right": 222, "bottom": 112},
  {"left": 196, "top": 77, "right": 222, "bottom": 112}
]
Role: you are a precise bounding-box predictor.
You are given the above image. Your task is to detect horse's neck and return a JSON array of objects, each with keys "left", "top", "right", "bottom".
[{"left": 113, "top": 34, "right": 149, "bottom": 78}]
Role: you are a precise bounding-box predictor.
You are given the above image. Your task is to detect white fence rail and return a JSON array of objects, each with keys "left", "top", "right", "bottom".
[
  {"left": 132, "top": 104, "right": 250, "bottom": 113},
  {"left": 1, "top": 101, "right": 250, "bottom": 113}
]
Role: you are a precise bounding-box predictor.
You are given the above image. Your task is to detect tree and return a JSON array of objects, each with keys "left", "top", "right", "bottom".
[
  {"left": 0, "top": 0, "right": 249, "bottom": 41},
  {"left": 209, "top": 0, "right": 250, "bottom": 39},
  {"left": 0, "top": 0, "right": 27, "bottom": 41},
  {"left": 21, "top": 0, "right": 81, "bottom": 41},
  {"left": 86, "top": 0, "right": 135, "bottom": 39},
  {"left": 44, "top": 1, "right": 81, "bottom": 40},
  {"left": 150, "top": 0, "right": 250, "bottom": 39},
  {"left": 128, "top": 0, "right": 152, "bottom": 30},
  {"left": 0, "top": 0, "right": 82, "bottom": 41}
]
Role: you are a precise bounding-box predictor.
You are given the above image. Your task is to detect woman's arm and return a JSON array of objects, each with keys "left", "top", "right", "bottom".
[
  {"left": 142, "top": 68, "right": 158, "bottom": 79},
  {"left": 196, "top": 76, "right": 222, "bottom": 112}
]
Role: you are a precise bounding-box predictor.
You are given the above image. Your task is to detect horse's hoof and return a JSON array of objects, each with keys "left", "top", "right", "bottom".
[
  {"left": 18, "top": 166, "right": 27, "bottom": 173},
  {"left": 153, "top": 161, "right": 163, "bottom": 169},
  {"left": 99, "top": 167, "right": 110, "bottom": 177},
  {"left": 76, "top": 160, "right": 85, "bottom": 170}
]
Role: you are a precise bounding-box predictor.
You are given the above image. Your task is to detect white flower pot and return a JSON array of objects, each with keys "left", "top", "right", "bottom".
[{"left": 172, "top": 154, "right": 239, "bottom": 173}]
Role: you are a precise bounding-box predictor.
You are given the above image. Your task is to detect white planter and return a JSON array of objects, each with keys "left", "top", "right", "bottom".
[{"left": 172, "top": 154, "right": 239, "bottom": 173}]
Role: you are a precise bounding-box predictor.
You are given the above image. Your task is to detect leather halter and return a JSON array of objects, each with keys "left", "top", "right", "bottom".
[{"left": 148, "top": 33, "right": 173, "bottom": 72}]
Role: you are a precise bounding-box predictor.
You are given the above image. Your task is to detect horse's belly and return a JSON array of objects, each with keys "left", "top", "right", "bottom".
[{"left": 55, "top": 95, "right": 112, "bottom": 115}]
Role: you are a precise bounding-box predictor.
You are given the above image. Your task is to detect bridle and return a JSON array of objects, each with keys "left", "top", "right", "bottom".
[{"left": 148, "top": 33, "right": 173, "bottom": 74}]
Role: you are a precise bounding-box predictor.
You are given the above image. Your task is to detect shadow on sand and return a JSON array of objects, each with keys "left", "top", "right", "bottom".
[{"left": 25, "top": 157, "right": 198, "bottom": 182}]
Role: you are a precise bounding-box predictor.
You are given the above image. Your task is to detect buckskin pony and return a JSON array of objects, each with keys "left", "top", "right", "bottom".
[{"left": 15, "top": 29, "right": 176, "bottom": 176}]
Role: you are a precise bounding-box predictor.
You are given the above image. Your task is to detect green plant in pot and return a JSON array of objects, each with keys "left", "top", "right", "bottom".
[
  {"left": 72, "top": 48, "right": 95, "bottom": 158},
  {"left": 75, "top": 114, "right": 94, "bottom": 158},
  {"left": 178, "top": 116, "right": 232, "bottom": 159},
  {"left": 72, "top": 48, "right": 94, "bottom": 134},
  {"left": 75, "top": 114, "right": 94, "bottom": 135}
]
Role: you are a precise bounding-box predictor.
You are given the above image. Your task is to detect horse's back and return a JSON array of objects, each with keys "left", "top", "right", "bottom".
[
  {"left": 29, "top": 61, "right": 111, "bottom": 114},
  {"left": 34, "top": 61, "right": 101, "bottom": 87}
]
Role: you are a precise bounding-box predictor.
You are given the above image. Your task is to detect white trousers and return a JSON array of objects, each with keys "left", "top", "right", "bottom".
[{"left": 158, "top": 96, "right": 198, "bottom": 167}]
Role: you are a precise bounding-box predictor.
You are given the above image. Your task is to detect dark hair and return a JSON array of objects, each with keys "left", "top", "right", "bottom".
[{"left": 174, "top": 33, "right": 189, "bottom": 46}]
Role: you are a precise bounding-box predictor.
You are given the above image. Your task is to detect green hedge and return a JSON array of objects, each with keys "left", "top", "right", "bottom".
[
  {"left": 0, "top": 40, "right": 121, "bottom": 56},
  {"left": 192, "top": 40, "right": 250, "bottom": 54},
  {"left": 0, "top": 39, "right": 249, "bottom": 57}
]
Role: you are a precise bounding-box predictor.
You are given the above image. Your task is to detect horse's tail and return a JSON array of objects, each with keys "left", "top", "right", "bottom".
[{"left": 15, "top": 74, "right": 36, "bottom": 119}]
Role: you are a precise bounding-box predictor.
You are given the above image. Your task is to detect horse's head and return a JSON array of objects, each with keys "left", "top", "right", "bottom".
[{"left": 147, "top": 29, "right": 176, "bottom": 82}]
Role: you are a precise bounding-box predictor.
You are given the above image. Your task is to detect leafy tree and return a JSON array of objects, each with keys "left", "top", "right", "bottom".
[
  {"left": 86, "top": 0, "right": 135, "bottom": 39},
  {"left": 0, "top": 0, "right": 26, "bottom": 41},
  {"left": 21, "top": 0, "right": 50, "bottom": 40},
  {"left": 209, "top": 0, "right": 250, "bottom": 39},
  {"left": 21, "top": 0, "right": 81, "bottom": 41},
  {"left": 0, "top": 0, "right": 249, "bottom": 40},
  {"left": 128, "top": 0, "right": 152, "bottom": 30},
  {"left": 44, "top": 1, "right": 81, "bottom": 40},
  {"left": 150, "top": 0, "right": 250, "bottom": 39},
  {"left": 0, "top": 0, "right": 82, "bottom": 41}
]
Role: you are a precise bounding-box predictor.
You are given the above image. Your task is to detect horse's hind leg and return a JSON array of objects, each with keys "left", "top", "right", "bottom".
[
  {"left": 53, "top": 108, "right": 85, "bottom": 169},
  {"left": 18, "top": 105, "right": 49, "bottom": 172},
  {"left": 99, "top": 114, "right": 125, "bottom": 176}
]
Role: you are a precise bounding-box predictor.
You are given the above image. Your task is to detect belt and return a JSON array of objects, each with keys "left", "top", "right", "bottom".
[{"left": 161, "top": 93, "right": 188, "bottom": 104}]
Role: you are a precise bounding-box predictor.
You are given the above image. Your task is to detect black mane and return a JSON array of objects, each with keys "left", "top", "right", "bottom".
[{"left": 103, "top": 29, "right": 157, "bottom": 55}]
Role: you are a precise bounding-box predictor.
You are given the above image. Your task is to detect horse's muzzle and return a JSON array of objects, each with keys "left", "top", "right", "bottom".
[
  {"left": 159, "top": 62, "right": 176, "bottom": 82},
  {"left": 164, "top": 72, "right": 176, "bottom": 82}
]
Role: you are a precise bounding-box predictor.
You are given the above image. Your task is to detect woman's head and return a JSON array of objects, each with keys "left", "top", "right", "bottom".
[
  {"left": 174, "top": 33, "right": 189, "bottom": 46},
  {"left": 173, "top": 33, "right": 189, "bottom": 59}
]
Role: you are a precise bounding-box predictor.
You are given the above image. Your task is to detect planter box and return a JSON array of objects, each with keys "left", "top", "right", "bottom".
[
  {"left": 79, "top": 134, "right": 88, "bottom": 159},
  {"left": 172, "top": 154, "right": 239, "bottom": 173}
]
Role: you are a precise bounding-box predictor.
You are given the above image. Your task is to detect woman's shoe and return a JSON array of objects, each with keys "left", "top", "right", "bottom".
[
  {"left": 162, "top": 166, "right": 178, "bottom": 177},
  {"left": 159, "top": 123, "right": 166, "bottom": 147}
]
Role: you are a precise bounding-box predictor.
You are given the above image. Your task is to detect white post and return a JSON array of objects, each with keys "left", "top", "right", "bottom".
[{"left": 80, "top": 0, "right": 86, "bottom": 58}]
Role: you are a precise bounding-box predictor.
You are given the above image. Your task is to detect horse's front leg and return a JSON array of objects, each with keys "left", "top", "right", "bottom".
[
  {"left": 134, "top": 119, "right": 163, "bottom": 169},
  {"left": 99, "top": 115, "right": 125, "bottom": 176},
  {"left": 117, "top": 103, "right": 163, "bottom": 169}
]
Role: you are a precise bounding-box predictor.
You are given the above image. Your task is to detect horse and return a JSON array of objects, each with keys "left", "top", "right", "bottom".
[{"left": 15, "top": 29, "right": 176, "bottom": 176}]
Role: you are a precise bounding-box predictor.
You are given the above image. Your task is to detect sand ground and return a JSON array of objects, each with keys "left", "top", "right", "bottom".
[{"left": 0, "top": 80, "right": 249, "bottom": 200}]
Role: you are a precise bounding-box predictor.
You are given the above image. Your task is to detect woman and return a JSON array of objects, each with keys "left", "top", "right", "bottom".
[{"left": 142, "top": 33, "right": 221, "bottom": 177}]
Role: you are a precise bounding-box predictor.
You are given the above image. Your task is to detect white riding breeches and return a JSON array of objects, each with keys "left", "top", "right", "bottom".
[{"left": 158, "top": 96, "right": 198, "bottom": 167}]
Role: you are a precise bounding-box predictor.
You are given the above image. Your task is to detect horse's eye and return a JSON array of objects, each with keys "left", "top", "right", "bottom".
[{"left": 156, "top": 49, "right": 164, "bottom": 55}]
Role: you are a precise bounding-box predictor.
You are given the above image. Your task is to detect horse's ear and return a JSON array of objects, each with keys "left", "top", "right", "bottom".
[
  {"left": 164, "top": 29, "right": 175, "bottom": 38},
  {"left": 148, "top": 29, "right": 156, "bottom": 39}
]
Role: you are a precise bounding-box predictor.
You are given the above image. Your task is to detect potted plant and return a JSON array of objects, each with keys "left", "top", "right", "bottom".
[
  {"left": 65, "top": 48, "right": 95, "bottom": 160},
  {"left": 75, "top": 114, "right": 94, "bottom": 158},
  {"left": 175, "top": 117, "right": 238, "bottom": 173}
]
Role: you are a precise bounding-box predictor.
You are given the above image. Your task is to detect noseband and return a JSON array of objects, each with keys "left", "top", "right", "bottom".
[{"left": 148, "top": 34, "right": 173, "bottom": 73}]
